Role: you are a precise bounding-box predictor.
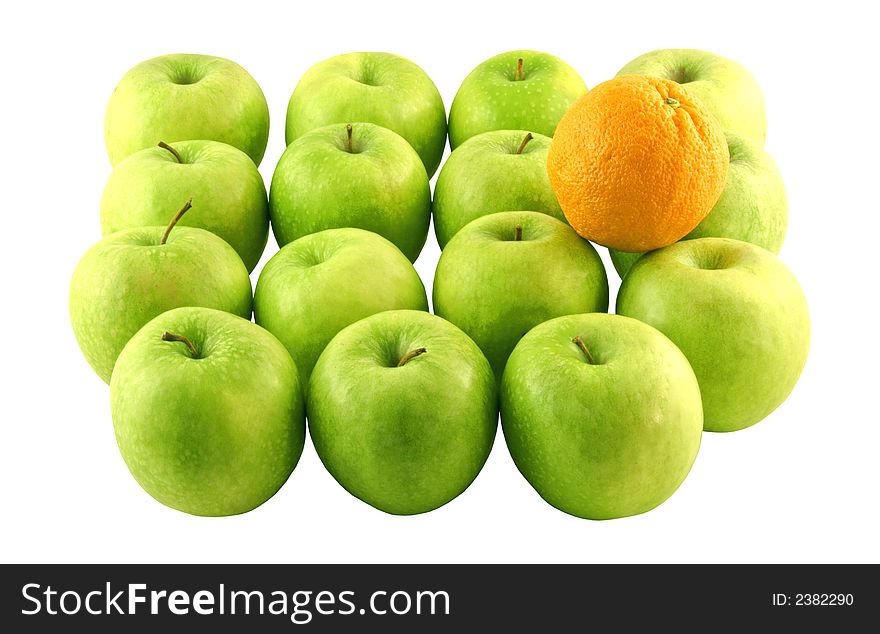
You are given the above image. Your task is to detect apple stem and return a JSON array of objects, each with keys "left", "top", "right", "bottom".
[
  {"left": 159, "top": 198, "right": 193, "bottom": 245},
  {"left": 514, "top": 224, "right": 523, "bottom": 241},
  {"left": 158, "top": 141, "right": 183, "bottom": 163},
  {"left": 397, "top": 347, "right": 427, "bottom": 367},
  {"left": 346, "top": 123, "right": 353, "bottom": 153},
  {"left": 162, "top": 332, "right": 199, "bottom": 358},
  {"left": 516, "top": 57, "right": 524, "bottom": 81},
  {"left": 515, "top": 133, "right": 534, "bottom": 155},
  {"left": 572, "top": 335, "right": 595, "bottom": 364},
  {"left": 665, "top": 97, "right": 681, "bottom": 108}
]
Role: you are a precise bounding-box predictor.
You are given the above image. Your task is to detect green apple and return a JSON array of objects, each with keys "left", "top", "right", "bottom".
[
  {"left": 100, "top": 140, "right": 269, "bottom": 272},
  {"left": 433, "top": 211, "right": 608, "bottom": 379},
  {"left": 501, "top": 313, "right": 703, "bottom": 519},
  {"left": 610, "top": 132, "right": 788, "bottom": 277},
  {"left": 308, "top": 310, "right": 497, "bottom": 515},
  {"left": 432, "top": 130, "right": 564, "bottom": 249},
  {"left": 270, "top": 122, "right": 430, "bottom": 262},
  {"left": 70, "top": 200, "right": 252, "bottom": 383},
  {"left": 255, "top": 228, "right": 428, "bottom": 388},
  {"left": 105, "top": 54, "right": 269, "bottom": 166},
  {"left": 617, "top": 238, "right": 810, "bottom": 432},
  {"left": 111, "top": 307, "right": 304, "bottom": 516},
  {"left": 448, "top": 50, "right": 587, "bottom": 149},
  {"left": 617, "top": 49, "right": 766, "bottom": 144},
  {"left": 285, "top": 52, "right": 446, "bottom": 177}
]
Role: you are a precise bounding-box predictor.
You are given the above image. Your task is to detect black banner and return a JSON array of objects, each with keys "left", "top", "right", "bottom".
[{"left": 1, "top": 564, "right": 875, "bottom": 630}]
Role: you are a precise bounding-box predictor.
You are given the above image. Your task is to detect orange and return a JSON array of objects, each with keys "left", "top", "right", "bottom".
[{"left": 546, "top": 75, "right": 729, "bottom": 252}]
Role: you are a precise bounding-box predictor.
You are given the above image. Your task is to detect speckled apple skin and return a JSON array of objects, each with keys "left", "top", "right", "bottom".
[
  {"left": 69, "top": 226, "right": 252, "bottom": 383},
  {"left": 501, "top": 313, "right": 703, "bottom": 520},
  {"left": 111, "top": 307, "right": 304, "bottom": 516}
]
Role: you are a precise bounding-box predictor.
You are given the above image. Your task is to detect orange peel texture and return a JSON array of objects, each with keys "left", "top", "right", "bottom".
[{"left": 547, "top": 75, "right": 729, "bottom": 252}]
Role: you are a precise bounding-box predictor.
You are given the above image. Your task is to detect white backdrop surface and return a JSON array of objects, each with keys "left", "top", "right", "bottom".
[{"left": 1, "top": 0, "right": 877, "bottom": 563}]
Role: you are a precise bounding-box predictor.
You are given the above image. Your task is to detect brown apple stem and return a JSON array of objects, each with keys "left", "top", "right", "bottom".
[
  {"left": 346, "top": 123, "right": 353, "bottom": 153},
  {"left": 572, "top": 335, "right": 595, "bottom": 364},
  {"left": 514, "top": 224, "right": 523, "bottom": 241},
  {"left": 158, "top": 141, "right": 183, "bottom": 163},
  {"left": 162, "top": 332, "right": 199, "bottom": 357},
  {"left": 397, "top": 347, "right": 427, "bottom": 367},
  {"left": 159, "top": 197, "right": 193, "bottom": 245},
  {"left": 516, "top": 57, "right": 524, "bottom": 81},
  {"left": 665, "top": 97, "right": 681, "bottom": 108},
  {"left": 515, "top": 132, "right": 534, "bottom": 154}
]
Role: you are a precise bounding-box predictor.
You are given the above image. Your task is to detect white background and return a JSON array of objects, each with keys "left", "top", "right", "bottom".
[{"left": 2, "top": 0, "right": 877, "bottom": 564}]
